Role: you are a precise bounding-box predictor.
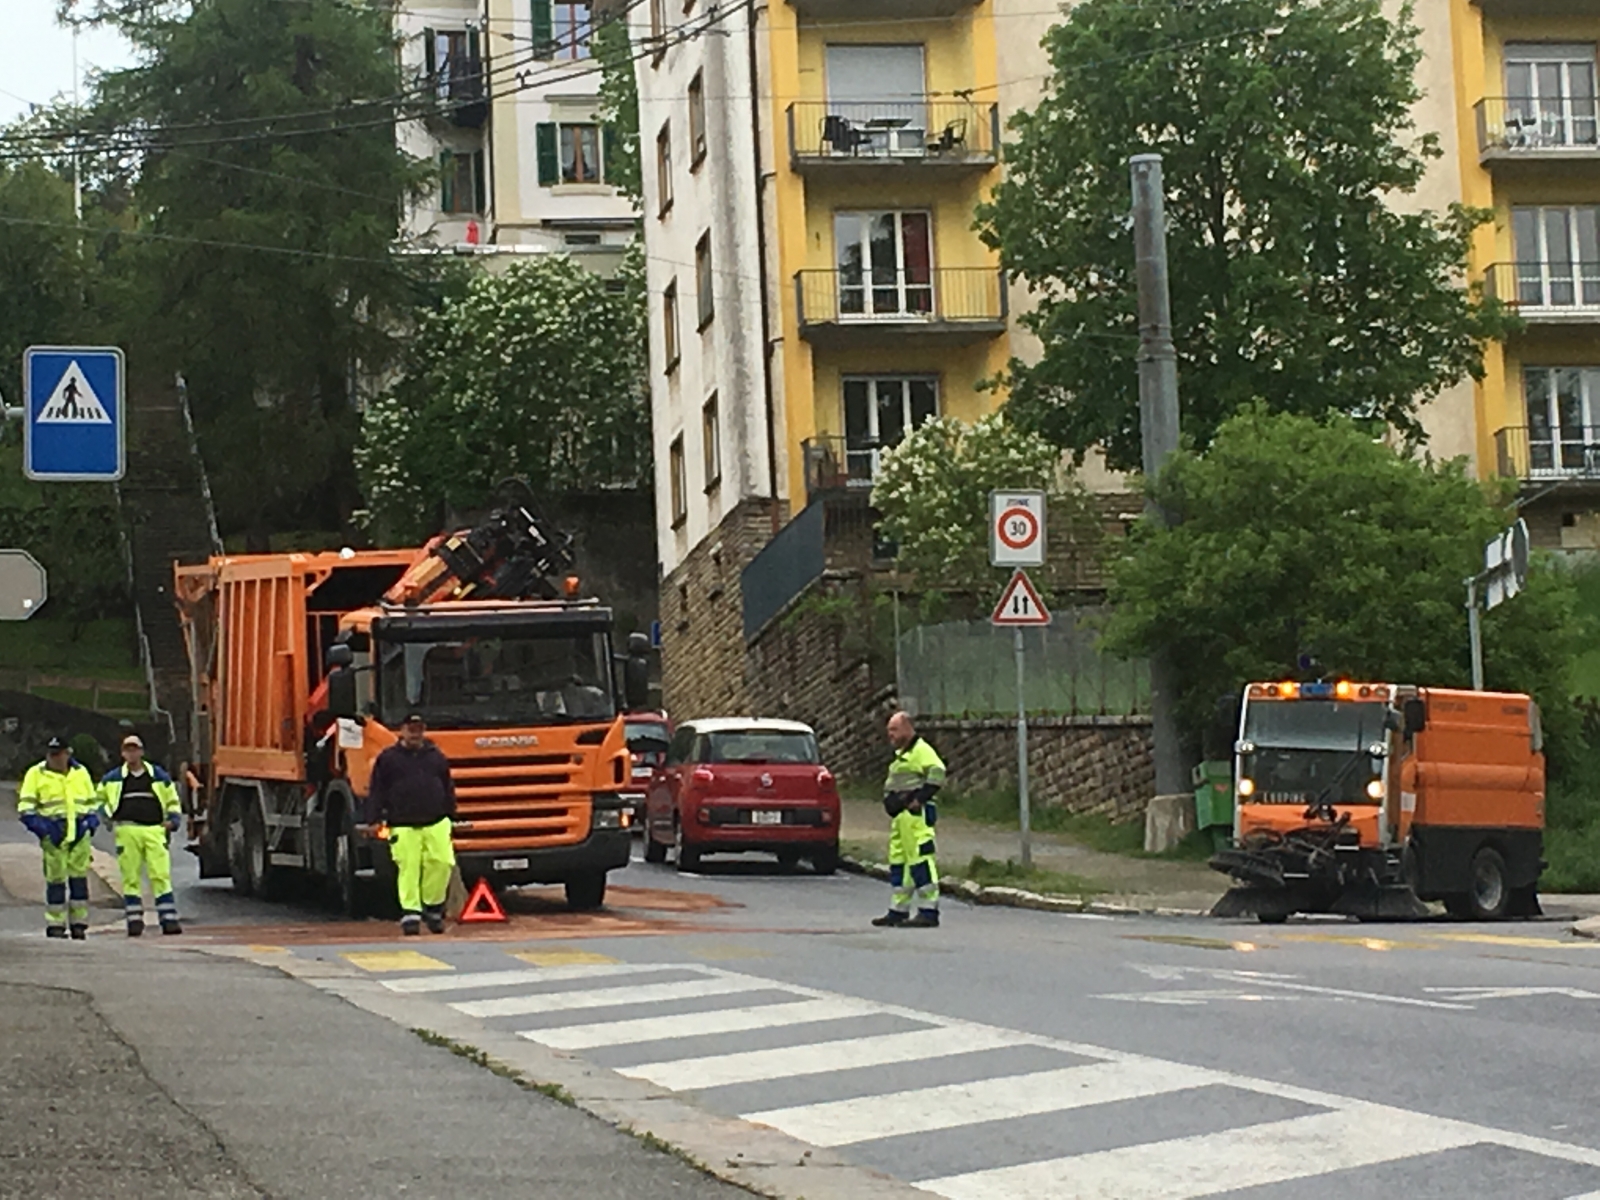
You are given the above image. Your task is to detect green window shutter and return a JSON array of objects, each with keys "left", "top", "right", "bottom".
[
  {"left": 439, "top": 150, "right": 455, "bottom": 211},
  {"left": 531, "top": 0, "right": 554, "bottom": 59},
  {"left": 601, "top": 125, "right": 617, "bottom": 183},
  {"left": 535, "top": 123, "right": 559, "bottom": 186},
  {"left": 472, "top": 151, "right": 488, "bottom": 214},
  {"left": 423, "top": 27, "right": 436, "bottom": 77}
]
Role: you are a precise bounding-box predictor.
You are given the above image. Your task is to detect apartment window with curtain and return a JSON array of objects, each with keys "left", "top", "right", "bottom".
[
  {"left": 649, "top": 0, "right": 667, "bottom": 56},
  {"left": 530, "top": 0, "right": 592, "bottom": 60},
  {"left": 438, "top": 149, "right": 487, "bottom": 214},
  {"left": 1512, "top": 205, "right": 1600, "bottom": 308},
  {"left": 688, "top": 72, "right": 707, "bottom": 167},
  {"left": 662, "top": 281, "right": 680, "bottom": 373},
  {"left": 702, "top": 394, "right": 721, "bottom": 489},
  {"left": 669, "top": 436, "right": 687, "bottom": 527},
  {"left": 1524, "top": 366, "right": 1600, "bottom": 475},
  {"left": 834, "top": 211, "right": 933, "bottom": 317},
  {"left": 695, "top": 232, "right": 714, "bottom": 328},
  {"left": 842, "top": 376, "right": 938, "bottom": 480},
  {"left": 656, "top": 121, "right": 673, "bottom": 215},
  {"left": 1504, "top": 43, "right": 1597, "bottom": 148},
  {"left": 535, "top": 121, "right": 613, "bottom": 185}
]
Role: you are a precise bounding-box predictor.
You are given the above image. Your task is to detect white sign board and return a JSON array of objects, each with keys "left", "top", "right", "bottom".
[
  {"left": 0, "top": 549, "right": 47, "bottom": 620},
  {"left": 1483, "top": 518, "right": 1530, "bottom": 611},
  {"left": 991, "top": 569, "right": 1052, "bottom": 626},
  {"left": 989, "top": 490, "right": 1046, "bottom": 567}
]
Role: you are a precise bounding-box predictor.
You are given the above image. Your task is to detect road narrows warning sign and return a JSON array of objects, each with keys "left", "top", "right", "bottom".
[{"left": 991, "top": 569, "right": 1051, "bottom": 626}]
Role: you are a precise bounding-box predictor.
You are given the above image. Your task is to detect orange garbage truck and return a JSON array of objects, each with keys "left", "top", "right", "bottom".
[
  {"left": 1211, "top": 681, "right": 1545, "bottom": 923},
  {"left": 172, "top": 500, "right": 650, "bottom": 915}
]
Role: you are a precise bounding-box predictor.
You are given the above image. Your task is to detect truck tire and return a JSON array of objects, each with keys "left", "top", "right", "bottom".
[
  {"left": 1464, "top": 846, "right": 1510, "bottom": 920},
  {"left": 565, "top": 872, "right": 607, "bottom": 911},
  {"left": 226, "top": 794, "right": 256, "bottom": 898},
  {"left": 330, "top": 806, "right": 369, "bottom": 919}
]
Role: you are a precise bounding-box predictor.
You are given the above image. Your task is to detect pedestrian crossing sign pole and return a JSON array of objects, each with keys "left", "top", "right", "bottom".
[
  {"left": 992, "top": 569, "right": 1051, "bottom": 870},
  {"left": 22, "top": 345, "right": 125, "bottom": 482}
]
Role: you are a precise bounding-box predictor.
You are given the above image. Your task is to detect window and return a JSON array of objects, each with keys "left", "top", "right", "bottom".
[
  {"left": 1525, "top": 366, "right": 1600, "bottom": 475},
  {"left": 842, "top": 376, "right": 938, "bottom": 479},
  {"left": 1512, "top": 206, "right": 1600, "bottom": 308},
  {"left": 701, "top": 393, "right": 721, "bottom": 489},
  {"left": 656, "top": 121, "right": 673, "bottom": 215},
  {"left": 835, "top": 211, "right": 933, "bottom": 317},
  {"left": 662, "top": 281, "right": 680, "bottom": 373},
  {"left": 531, "top": 0, "right": 591, "bottom": 60},
  {"left": 649, "top": 0, "right": 667, "bottom": 55},
  {"left": 1505, "top": 43, "right": 1597, "bottom": 148},
  {"left": 535, "top": 121, "right": 612, "bottom": 186},
  {"left": 669, "top": 436, "right": 687, "bottom": 527},
  {"left": 823, "top": 44, "right": 927, "bottom": 154},
  {"left": 688, "top": 72, "right": 707, "bottom": 167},
  {"left": 423, "top": 28, "right": 480, "bottom": 101},
  {"left": 695, "top": 232, "right": 714, "bottom": 328},
  {"left": 439, "top": 149, "right": 487, "bottom": 214}
]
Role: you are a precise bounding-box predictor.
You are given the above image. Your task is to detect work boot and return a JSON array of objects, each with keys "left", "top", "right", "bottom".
[
  {"left": 160, "top": 919, "right": 183, "bottom": 936},
  {"left": 400, "top": 914, "right": 422, "bottom": 936},
  {"left": 69, "top": 924, "right": 88, "bottom": 941},
  {"left": 424, "top": 910, "right": 445, "bottom": 935},
  {"left": 45, "top": 925, "right": 67, "bottom": 940},
  {"left": 127, "top": 919, "right": 145, "bottom": 938},
  {"left": 871, "top": 911, "right": 909, "bottom": 927},
  {"left": 905, "top": 910, "right": 941, "bottom": 928}
]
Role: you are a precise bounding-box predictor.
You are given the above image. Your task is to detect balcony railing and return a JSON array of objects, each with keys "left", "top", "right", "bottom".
[
  {"left": 1496, "top": 425, "right": 1600, "bottom": 481},
  {"left": 787, "top": 100, "right": 998, "bottom": 168},
  {"left": 433, "top": 54, "right": 487, "bottom": 128},
  {"left": 803, "top": 434, "right": 879, "bottom": 500},
  {"left": 1484, "top": 261, "right": 1600, "bottom": 320},
  {"left": 1476, "top": 97, "right": 1599, "bottom": 161},
  {"left": 795, "top": 267, "right": 1006, "bottom": 339}
]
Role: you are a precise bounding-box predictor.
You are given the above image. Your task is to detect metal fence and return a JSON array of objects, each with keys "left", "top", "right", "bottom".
[
  {"left": 740, "top": 501, "right": 825, "bottom": 640},
  {"left": 896, "top": 613, "right": 1150, "bottom": 718}
]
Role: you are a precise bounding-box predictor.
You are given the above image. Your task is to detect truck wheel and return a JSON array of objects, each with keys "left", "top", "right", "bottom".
[
  {"left": 1466, "top": 846, "right": 1510, "bottom": 920},
  {"left": 331, "top": 808, "right": 368, "bottom": 919},
  {"left": 675, "top": 822, "right": 701, "bottom": 873},
  {"left": 643, "top": 828, "right": 667, "bottom": 864},
  {"left": 565, "top": 872, "right": 607, "bottom": 911},
  {"left": 226, "top": 795, "right": 256, "bottom": 898}
]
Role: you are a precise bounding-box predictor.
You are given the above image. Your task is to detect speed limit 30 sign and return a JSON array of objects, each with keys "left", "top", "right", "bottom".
[{"left": 989, "top": 490, "right": 1046, "bottom": 567}]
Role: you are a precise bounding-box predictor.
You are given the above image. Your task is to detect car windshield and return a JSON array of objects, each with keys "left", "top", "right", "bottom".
[
  {"left": 1243, "top": 700, "right": 1384, "bottom": 751},
  {"left": 627, "top": 721, "right": 671, "bottom": 750},
  {"left": 704, "top": 730, "right": 819, "bottom": 764},
  {"left": 377, "top": 630, "right": 614, "bottom": 728}
]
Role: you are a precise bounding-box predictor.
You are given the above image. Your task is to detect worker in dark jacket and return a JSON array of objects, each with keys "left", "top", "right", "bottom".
[{"left": 366, "top": 713, "right": 456, "bottom": 935}]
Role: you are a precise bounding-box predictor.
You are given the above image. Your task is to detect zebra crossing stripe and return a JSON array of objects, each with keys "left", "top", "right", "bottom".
[
  {"left": 382, "top": 963, "right": 685, "bottom": 995},
  {"left": 623, "top": 1025, "right": 1023, "bottom": 1091},
  {"left": 920, "top": 1103, "right": 1479, "bottom": 1200},
  {"left": 522, "top": 997, "right": 879, "bottom": 1051},
  {"left": 743, "top": 1059, "right": 1215, "bottom": 1148},
  {"left": 452, "top": 973, "right": 774, "bottom": 1019}
]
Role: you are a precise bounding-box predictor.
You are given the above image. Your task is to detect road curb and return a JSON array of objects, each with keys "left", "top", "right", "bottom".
[
  {"left": 1572, "top": 915, "right": 1600, "bottom": 939},
  {"left": 839, "top": 853, "right": 1210, "bottom": 918}
]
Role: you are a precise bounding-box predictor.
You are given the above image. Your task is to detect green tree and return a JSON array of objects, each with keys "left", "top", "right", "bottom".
[
  {"left": 979, "top": 0, "right": 1514, "bottom": 470},
  {"left": 595, "top": 19, "right": 641, "bottom": 205},
  {"left": 356, "top": 249, "right": 651, "bottom": 542},
  {"left": 872, "top": 413, "right": 1101, "bottom": 599},
  {"left": 1104, "top": 409, "right": 1579, "bottom": 757}
]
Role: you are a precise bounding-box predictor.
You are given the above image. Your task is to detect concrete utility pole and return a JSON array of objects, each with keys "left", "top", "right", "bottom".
[{"left": 1130, "top": 153, "right": 1188, "bottom": 800}]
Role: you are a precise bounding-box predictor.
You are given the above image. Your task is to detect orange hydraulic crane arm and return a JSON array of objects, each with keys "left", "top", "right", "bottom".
[{"left": 382, "top": 492, "right": 576, "bottom": 607}]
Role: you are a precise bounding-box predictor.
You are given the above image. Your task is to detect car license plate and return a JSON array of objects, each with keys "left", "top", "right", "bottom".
[
  {"left": 751, "top": 810, "right": 783, "bottom": 826},
  {"left": 492, "top": 858, "right": 529, "bottom": 871}
]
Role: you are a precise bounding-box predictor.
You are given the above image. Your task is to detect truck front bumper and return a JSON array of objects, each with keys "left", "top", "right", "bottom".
[{"left": 456, "top": 829, "right": 632, "bottom": 887}]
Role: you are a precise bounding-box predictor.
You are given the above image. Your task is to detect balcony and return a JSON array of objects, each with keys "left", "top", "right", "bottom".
[
  {"left": 1475, "top": 98, "right": 1599, "bottom": 167},
  {"left": 431, "top": 55, "right": 487, "bottom": 128},
  {"left": 795, "top": 267, "right": 1007, "bottom": 346},
  {"left": 1495, "top": 426, "right": 1600, "bottom": 485},
  {"left": 1484, "top": 262, "right": 1600, "bottom": 326},
  {"left": 788, "top": 0, "right": 977, "bottom": 18},
  {"left": 803, "top": 434, "right": 876, "bottom": 501},
  {"left": 787, "top": 100, "right": 999, "bottom": 175},
  {"left": 1472, "top": 0, "right": 1593, "bottom": 14}
]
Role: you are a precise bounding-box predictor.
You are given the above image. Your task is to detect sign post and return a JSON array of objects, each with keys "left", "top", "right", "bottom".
[
  {"left": 23, "top": 346, "right": 126, "bottom": 482},
  {"left": 991, "top": 568, "right": 1051, "bottom": 870},
  {"left": 1466, "top": 518, "right": 1529, "bottom": 690},
  {"left": 0, "top": 549, "right": 48, "bottom": 620}
]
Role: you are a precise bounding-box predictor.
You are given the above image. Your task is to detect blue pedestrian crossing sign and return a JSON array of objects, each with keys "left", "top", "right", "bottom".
[{"left": 23, "top": 346, "right": 125, "bottom": 482}]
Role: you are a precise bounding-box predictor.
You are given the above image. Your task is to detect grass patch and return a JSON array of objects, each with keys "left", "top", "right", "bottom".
[
  {"left": 0, "top": 618, "right": 141, "bottom": 677},
  {"left": 1542, "top": 751, "right": 1600, "bottom": 892},
  {"left": 961, "top": 854, "right": 1109, "bottom": 896},
  {"left": 412, "top": 1028, "right": 576, "bottom": 1104},
  {"left": 933, "top": 787, "right": 1214, "bottom": 862}
]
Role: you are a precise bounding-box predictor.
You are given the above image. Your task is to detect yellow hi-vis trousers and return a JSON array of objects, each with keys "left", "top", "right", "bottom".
[
  {"left": 115, "top": 824, "right": 178, "bottom": 928},
  {"left": 390, "top": 818, "right": 455, "bottom": 916},
  {"left": 40, "top": 836, "right": 93, "bottom": 929}
]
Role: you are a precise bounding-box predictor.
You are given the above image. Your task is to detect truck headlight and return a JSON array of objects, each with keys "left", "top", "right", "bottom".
[
  {"left": 1365, "top": 779, "right": 1384, "bottom": 799},
  {"left": 1238, "top": 778, "right": 1256, "bottom": 797},
  {"left": 591, "top": 793, "right": 626, "bottom": 831}
]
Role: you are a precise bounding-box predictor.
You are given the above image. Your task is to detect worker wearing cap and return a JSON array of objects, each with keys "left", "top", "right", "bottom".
[
  {"left": 366, "top": 713, "right": 456, "bottom": 935},
  {"left": 17, "top": 736, "right": 100, "bottom": 939},
  {"left": 98, "top": 735, "right": 183, "bottom": 936},
  {"left": 873, "top": 711, "right": 945, "bottom": 929}
]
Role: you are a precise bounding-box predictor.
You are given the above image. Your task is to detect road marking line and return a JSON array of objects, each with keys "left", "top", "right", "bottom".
[
  {"left": 1276, "top": 933, "right": 1436, "bottom": 951},
  {"left": 1094, "top": 988, "right": 1303, "bottom": 1006},
  {"left": 340, "top": 951, "right": 453, "bottom": 973},
  {"left": 512, "top": 949, "right": 620, "bottom": 967},
  {"left": 1207, "top": 970, "right": 1472, "bottom": 1010},
  {"left": 919, "top": 1103, "right": 1477, "bottom": 1200},
  {"left": 382, "top": 962, "right": 686, "bottom": 994},
  {"left": 453, "top": 974, "right": 777, "bottom": 1018},
  {"left": 1427, "top": 932, "right": 1594, "bottom": 949},
  {"left": 624, "top": 1024, "right": 1019, "bottom": 1091},
  {"left": 743, "top": 1059, "right": 1214, "bottom": 1148},
  {"left": 524, "top": 997, "right": 879, "bottom": 1051}
]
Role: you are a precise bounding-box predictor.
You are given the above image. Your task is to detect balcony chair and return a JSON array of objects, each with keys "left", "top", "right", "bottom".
[
  {"left": 927, "top": 118, "right": 968, "bottom": 155},
  {"left": 821, "top": 114, "right": 867, "bottom": 156}
]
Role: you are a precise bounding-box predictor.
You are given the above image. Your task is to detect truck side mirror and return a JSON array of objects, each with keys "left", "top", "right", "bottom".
[
  {"left": 627, "top": 631, "right": 651, "bottom": 656},
  {"left": 326, "top": 643, "right": 354, "bottom": 670},
  {"left": 1402, "top": 698, "right": 1426, "bottom": 737},
  {"left": 327, "top": 667, "right": 358, "bottom": 720},
  {"left": 624, "top": 654, "right": 649, "bottom": 711}
]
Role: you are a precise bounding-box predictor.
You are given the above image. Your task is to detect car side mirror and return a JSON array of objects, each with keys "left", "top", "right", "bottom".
[
  {"left": 327, "top": 667, "right": 358, "bottom": 720},
  {"left": 1402, "top": 698, "right": 1426, "bottom": 737}
]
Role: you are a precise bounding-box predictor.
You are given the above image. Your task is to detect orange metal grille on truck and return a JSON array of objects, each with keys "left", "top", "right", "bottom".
[{"left": 448, "top": 753, "right": 586, "bottom": 851}]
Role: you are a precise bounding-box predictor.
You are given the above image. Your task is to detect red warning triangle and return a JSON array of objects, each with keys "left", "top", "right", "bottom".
[{"left": 459, "top": 876, "right": 508, "bottom": 923}]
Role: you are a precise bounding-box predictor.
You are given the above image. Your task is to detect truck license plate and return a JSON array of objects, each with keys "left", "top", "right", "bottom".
[
  {"left": 751, "top": 810, "right": 783, "bottom": 826},
  {"left": 492, "top": 858, "right": 530, "bottom": 871}
]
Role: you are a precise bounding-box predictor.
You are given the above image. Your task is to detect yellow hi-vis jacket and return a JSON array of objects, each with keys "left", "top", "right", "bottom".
[
  {"left": 97, "top": 763, "right": 181, "bottom": 825},
  {"left": 18, "top": 760, "right": 98, "bottom": 830}
]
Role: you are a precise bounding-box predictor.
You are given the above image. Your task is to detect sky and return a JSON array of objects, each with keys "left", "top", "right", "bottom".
[{"left": 1, "top": 2, "right": 138, "bottom": 124}]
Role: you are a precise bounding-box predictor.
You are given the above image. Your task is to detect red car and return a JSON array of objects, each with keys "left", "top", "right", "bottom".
[
  {"left": 643, "top": 718, "right": 840, "bottom": 874},
  {"left": 622, "top": 712, "right": 673, "bottom": 828}
]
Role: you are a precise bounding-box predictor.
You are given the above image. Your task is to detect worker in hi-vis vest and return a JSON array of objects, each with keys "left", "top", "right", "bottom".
[
  {"left": 365, "top": 712, "right": 457, "bottom": 935},
  {"left": 99, "top": 734, "right": 183, "bottom": 936},
  {"left": 17, "top": 735, "right": 100, "bottom": 939},
  {"left": 873, "top": 711, "right": 945, "bottom": 929}
]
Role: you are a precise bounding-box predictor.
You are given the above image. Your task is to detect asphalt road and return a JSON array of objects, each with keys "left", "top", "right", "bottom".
[{"left": 7, "top": 808, "right": 1600, "bottom": 1198}]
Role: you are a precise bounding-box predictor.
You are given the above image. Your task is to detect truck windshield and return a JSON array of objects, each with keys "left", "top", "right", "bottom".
[
  {"left": 1242, "top": 700, "right": 1385, "bottom": 751},
  {"left": 377, "top": 631, "right": 614, "bottom": 728}
]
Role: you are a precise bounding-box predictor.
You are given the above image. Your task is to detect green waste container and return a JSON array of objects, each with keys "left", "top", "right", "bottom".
[{"left": 1192, "top": 760, "right": 1234, "bottom": 851}]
